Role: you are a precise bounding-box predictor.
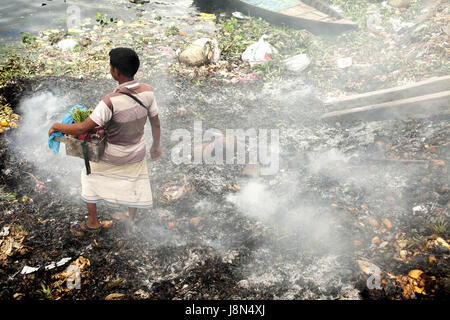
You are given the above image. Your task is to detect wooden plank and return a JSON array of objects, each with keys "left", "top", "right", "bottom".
[
  {"left": 231, "top": 0, "right": 357, "bottom": 34},
  {"left": 281, "top": 3, "right": 334, "bottom": 22},
  {"left": 324, "top": 75, "right": 450, "bottom": 110},
  {"left": 321, "top": 90, "right": 450, "bottom": 122}
]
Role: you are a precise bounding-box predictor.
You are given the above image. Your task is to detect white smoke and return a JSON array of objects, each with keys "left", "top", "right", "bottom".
[{"left": 11, "top": 91, "right": 85, "bottom": 195}]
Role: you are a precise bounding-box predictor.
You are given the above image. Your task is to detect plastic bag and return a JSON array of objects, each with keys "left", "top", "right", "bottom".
[
  {"left": 55, "top": 38, "right": 78, "bottom": 50},
  {"left": 241, "top": 35, "right": 276, "bottom": 67}
]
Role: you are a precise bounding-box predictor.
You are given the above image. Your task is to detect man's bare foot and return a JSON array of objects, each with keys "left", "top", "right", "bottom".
[
  {"left": 124, "top": 217, "right": 137, "bottom": 234},
  {"left": 81, "top": 219, "right": 101, "bottom": 230}
]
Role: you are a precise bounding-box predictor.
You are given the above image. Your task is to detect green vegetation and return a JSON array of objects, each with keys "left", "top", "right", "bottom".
[
  {"left": 406, "top": 236, "right": 427, "bottom": 249},
  {"left": 72, "top": 44, "right": 84, "bottom": 52},
  {"left": 218, "top": 16, "right": 310, "bottom": 56},
  {"left": 253, "top": 61, "right": 284, "bottom": 82},
  {"left": 165, "top": 26, "right": 180, "bottom": 37},
  {"left": 328, "top": 0, "right": 373, "bottom": 24},
  {"left": 95, "top": 12, "right": 115, "bottom": 26},
  {"left": 0, "top": 53, "right": 33, "bottom": 88},
  {"left": 0, "top": 192, "right": 17, "bottom": 202},
  {"left": 36, "top": 282, "right": 54, "bottom": 300},
  {"left": 70, "top": 107, "right": 93, "bottom": 123},
  {"left": 429, "top": 220, "right": 448, "bottom": 235},
  {"left": 21, "top": 32, "right": 36, "bottom": 45}
]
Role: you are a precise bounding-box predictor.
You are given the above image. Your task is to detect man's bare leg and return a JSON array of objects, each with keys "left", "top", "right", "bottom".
[
  {"left": 128, "top": 207, "right": 137, "bottom": 221},
  {"left": 82, "top": 203, "right": 101, "bottom": 229},
  {"left": 126, "top": 207, "right": 137, "bottom": 233}
]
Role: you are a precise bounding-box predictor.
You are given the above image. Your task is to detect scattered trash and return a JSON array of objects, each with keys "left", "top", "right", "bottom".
[
  {"left": 44, "top": 263, "right": 55, "bottom": 271},
  {"left": 134, "top": 289, "right": 150, "bottom": 299},
  {"left": 21, "top": 265, "right": 39, "bottom": 275},
  {"left": 23, "top": 171, "right": 45, "bottom": 190},
  {"left": 189, "top": 217, "right": 202, "bottom": 228},
  {"left": 45, "top": 257, "right": 72, "bottom": 271},
  {"left": 433, "top": 237, "right": 450, "bottom": 250},
  {"left": 388, "top": 0, "right": 410, "bottom": 8},
  {"left": 231, "top": 72, "right": 259, "bottom": 83},
  {"left": 105, "top": 293, "right": 127, "bottom": 300},
  {"left": 55, "top": 38, "right": 78, "bottom": 51},
  {"left": 177, "top": 107, "right": 186, "bottom": 116},
  {"left": 199, "top": 13, "right": 216, "bottom": 20},
  {"left": 0, "top": 226, "right": 9, "bottom": 237},
  {"left": 408, "top": 269, "right": 423, "bottom": 280},
  {"left": 336, "top": 57, "right": 353, "bottom": 69},
  {"left": 0, "top": 0, "right": 449, "bottom": 301},
  {"left": 389, "top": 18, "right": 415, "bottom": 33},
  {"left": 157, "top": 46, "right": 176, "bottom": 58},
  {"left": 232, "top": 12, "right": 249, "bottom": 20},
  {"left": 242, "top": 35, "right": 277, "bottom": 67},
  {"left": 154, "top": 208, "right": 175, "bottom": 220},
  {"left": 78, "top": 38, "right": 92, "bottom": 47},
  {"left": 366, "top": 5, "right": 384, "bottom": 32},
  {"left": 382, "top": 218, "right": 393, "bottom": 229},
  {"left": 13, "top": 292, "right": 24, "bottom": 300},
  {"left": 167, "top": 221, "right": 176, "bottom": 228},
  {"left": 129, "top": 0, "right": 149, "bottom": 4},
  {"left": 227, "top": 182, "right": 240, "bottom": 192},
  {"left": 0, "top": 227, "right": 27, "bottom": 263},
  {"left": 369, "top": 219, "right": 379, "bottom": 228},
  {"left": 412, "top": 205, "right": 427, "bottom": 214},
  {"left": 161, "top": 176, "right": 192, "bottom": 202},
  {"left": 101, "top": 220, "right": 113, "bottom": 229},
  {"left": 21, "top": 195, "right": 31, "bottom": 203},
  {"left": 283, "top": 54, "right": 311, "bottom": 73},
  {"left": 356, "top": 260, "right": 379, "bottom": 275},
  {"left": 179, "top": 38, "right": 220, "bottom": 66},
  {"left": 52, "top": 256, "right": 90, "bottom": 288}
]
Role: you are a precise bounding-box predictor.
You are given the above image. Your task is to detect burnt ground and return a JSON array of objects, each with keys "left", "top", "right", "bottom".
[{"left": 0, "top": 73, "right": 449, "bottom": 300}]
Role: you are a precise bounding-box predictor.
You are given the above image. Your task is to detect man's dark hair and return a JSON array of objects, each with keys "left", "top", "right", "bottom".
[{"left": 109, "top": 47, "right": 140, "bottom": 78}]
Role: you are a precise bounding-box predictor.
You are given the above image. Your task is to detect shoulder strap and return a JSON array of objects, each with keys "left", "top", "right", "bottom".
[
  {"left": 119, "top": 91, "right": 149, "bottom": 111},
  {"left": 118, "top": 91, "right": 151, "bottom": 121},
  {"left": 82, "top": 133, "right": 91, "bottom": 175}
]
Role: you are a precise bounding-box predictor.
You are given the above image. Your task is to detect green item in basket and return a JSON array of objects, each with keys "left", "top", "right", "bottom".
[{"left": 70, "top": 106, "right": 94, "bottom": 123}]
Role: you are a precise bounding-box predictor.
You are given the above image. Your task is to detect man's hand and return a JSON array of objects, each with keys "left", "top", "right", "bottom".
[
  {"left": 48, "top": 124, "right": 58, "bottom": 137},
  {"left": 150, "top": 144, "right": 162, "bottom": 161}
]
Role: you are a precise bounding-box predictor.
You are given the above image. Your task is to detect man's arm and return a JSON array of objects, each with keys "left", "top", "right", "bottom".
[
  {"left": 48, "top": 117, "right": 98, "bottom": 137},
  {"left": 149, "top": 114, "right": 162, "bottom": 161}
]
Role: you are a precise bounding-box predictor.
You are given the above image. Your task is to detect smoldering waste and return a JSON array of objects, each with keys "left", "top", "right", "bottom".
[
  {"left": 0, "top": 74, "right": 448, "bottom": 300},
  {"left": 0, "top": 0, "right": 449, "bottom": 300}
]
